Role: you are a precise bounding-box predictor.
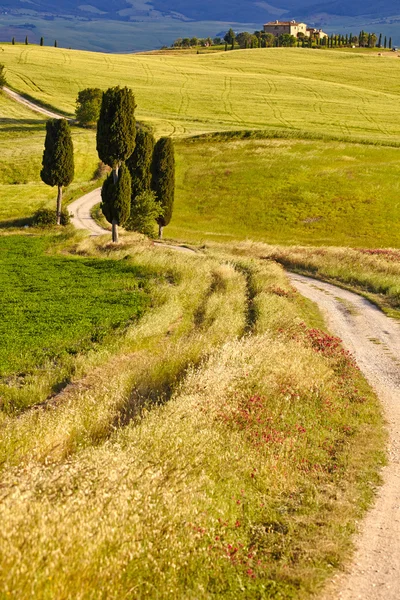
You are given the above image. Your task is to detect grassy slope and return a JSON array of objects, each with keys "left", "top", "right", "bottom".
[
  {"left": 1, "top": 47, "right": 400, "bottom": 247},
  {"left": 0, "top": 236, "right": 385, "bottom": 599},
  {"left": 0, "top": 46, "right": 390, "bottom": 597},
  {"left": 172, "top": 136, "right": 400, "bottom": 247},
  {"left": 2, "top": 45, "right": 400, "bottom": 141}
]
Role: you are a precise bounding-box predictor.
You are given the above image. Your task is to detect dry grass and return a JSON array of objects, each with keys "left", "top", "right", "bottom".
[{"left": 247, "top": 243, "right": 400, "bottom": 318}]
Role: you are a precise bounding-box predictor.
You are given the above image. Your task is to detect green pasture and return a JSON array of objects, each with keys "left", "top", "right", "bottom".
[
  {"left": 171, "top": 136, "right": 400, "bottom": 247},
  {"left": 0, "top": 234, "right": 151, "bottom": 410},
  {"left": 0, "top": 91, "right": 99, "bottom": 224},
  {"left": 1, "top": 45, "right": 400, "bottom": 141}
]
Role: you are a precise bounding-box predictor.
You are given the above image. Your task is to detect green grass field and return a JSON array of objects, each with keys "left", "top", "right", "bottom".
[
  {"left": 171, "top": 135, "right": 400, "bottom": 247},
  {"left": 0, "top": 233, "right": 152, "bottom": 411},
  {"left": 2, "top": 45, "right": 400, "bottom": 141},
  {"left": 1, "top": 45, "right": 400, "bottom": 247}
]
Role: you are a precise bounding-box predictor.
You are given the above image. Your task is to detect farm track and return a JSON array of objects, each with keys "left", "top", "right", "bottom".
[
  {"left": 289, "top": 274, "right": 400, "bottom": 600},
  {"left": 3, "top": 86, "right": 69, "bottom": 120}
]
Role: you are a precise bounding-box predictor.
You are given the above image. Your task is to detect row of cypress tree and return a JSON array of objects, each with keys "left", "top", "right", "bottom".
[
  {"left": 40, "top": 86, "right": 175, "bottom": 241},
  {"left": 97, "top": 86, "right": 175, "bottom": 242}
]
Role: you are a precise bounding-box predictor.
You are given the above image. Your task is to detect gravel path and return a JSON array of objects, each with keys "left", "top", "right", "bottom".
[
  {"left": 3, "top": 87, "right": 69, "bottom": 120},
  {"left": 289, "top": 273, "right": 400, "bottom": 600},
  {"left": 69, "top": 188, "right": 105, "bottom": 236}
]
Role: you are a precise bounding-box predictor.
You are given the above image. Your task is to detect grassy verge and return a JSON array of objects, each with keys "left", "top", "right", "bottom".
[
  {"left": 255, "top": 244, "right": 400, "bottom": 318},
  {"left": 90, "top": 201, "right": 111, "bottom": 231},
  {"left": 0, "top": 236, "right": 385, "bottom": 599}
]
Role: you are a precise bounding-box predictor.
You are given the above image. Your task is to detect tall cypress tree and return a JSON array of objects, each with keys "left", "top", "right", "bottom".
[
  {"left": 11, "top": 37, "right": 15, "bottom": 45},
  {"left": 378, "top": 33, "right": 382, "bottom": 47},
  {"left": 100, "top": 163, "right": 131, "bottom": 229},
  {"left": 40, "top": 119, "right": 74, "bottom": 225},
  {"left": 40, "top": 37, "right": 44, "bottom": 46},
  {"left": 126, "top": 129, "right": 155, "bottom": 201},
  {"left": 384, "top": 36, "right": 387, "bottom": 48},
  {"left": 97, "top": 86, "right": 136, "bottom": 242},
  {"left": 389, "top": 37, "right": 392, "bottom": 49},
  {"left": 151, "top": 137, "right": 175, "bottom": 238},
  {"left": 25, "top": 36, "right": 28, "bottom": 45}
]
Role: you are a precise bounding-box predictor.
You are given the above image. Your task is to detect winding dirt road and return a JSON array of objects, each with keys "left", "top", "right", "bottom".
[
  {"left": 3, "top": 87, "right": 69, "bottom": 120},
  {"left": 68, "top": 188, "right": 105, "bottom": 236},
  {"left": 289, "top": 274, "right": 400, "bottom": 600}
]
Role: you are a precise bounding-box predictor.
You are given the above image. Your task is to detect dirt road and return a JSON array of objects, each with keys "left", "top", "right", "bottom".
[
  {"left": 289, "top": 274, "right": 400, "bottom": 600},
  {"left": 3, "top": 87, "right": 69, "bottom": 120},
  {"left": 68, "top": 188, "right": 105, "bottom": 236}
]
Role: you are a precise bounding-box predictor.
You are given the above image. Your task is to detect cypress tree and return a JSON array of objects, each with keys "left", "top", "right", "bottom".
[
  {"left": 384, "top": 36, "right": 387, "bottom": 48},
  {"left": 25, "top": 36, "right": 28, "bottom": 45},
  {"left": 378, "top": 33, "right": 382, "bottom": 47},
  {"left": 11, "top": 37, "right": 15, "bottom": 45},
  {"left": 389, "top": 37, "right": 392, "bottom": 49},
  {"left": 54, "top": 40, "right": 58, "bottom": 47},
  {"left": 151, "top": 137, "right": 175, "bottom": 238},
  {"left": 97, "top": 86, "right": 136, "bottom": 242},
  {"left": 126, "top": 128, "right": 155, "bottom": 202},
  {"left": 349, "top": 32, "right": 353, "bottom": 45},
  {"left": 40, "top": 119, "right": 74, "bottom": 225},
  {"left": 100, "top": 163, "right": 131, "bottom": 229},
  {"left": 40, "top": 37, "right": 44, "bottom": 46}
]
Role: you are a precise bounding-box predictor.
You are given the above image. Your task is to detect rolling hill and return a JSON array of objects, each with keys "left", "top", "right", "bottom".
[
  {"left": 2, "top": 0, "right": 400, "bottom": 52},
  {"left": 3, "top": 0, "right": 400, "bottom": 22}
]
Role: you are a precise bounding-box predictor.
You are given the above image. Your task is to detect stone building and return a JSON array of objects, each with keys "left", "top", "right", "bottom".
[{"left": 263, "top": 20, "right": 328, "bottom": 39}]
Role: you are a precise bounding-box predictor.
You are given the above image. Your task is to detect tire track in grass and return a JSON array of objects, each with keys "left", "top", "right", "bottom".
[
  {"left": 355, "top": 93, "right": 390, "bottom": 136},
  {"left": 177, "top": 71, "right": 190, "bottom": 117}
]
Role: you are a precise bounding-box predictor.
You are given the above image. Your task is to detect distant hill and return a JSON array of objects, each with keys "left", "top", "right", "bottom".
[{"left": 3, "top": 0, "right": 400, "bottom": 22}]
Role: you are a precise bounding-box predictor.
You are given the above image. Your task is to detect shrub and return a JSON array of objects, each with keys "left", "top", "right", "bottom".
[
  {"left": 76, "top": 88, "right": 103, "bottom": 127},
  {"left": 125, "top": 190, "right": 163, "bottom": 238},
  {"left": 32, "top": 207, "right": 71, "bottom": 227}
]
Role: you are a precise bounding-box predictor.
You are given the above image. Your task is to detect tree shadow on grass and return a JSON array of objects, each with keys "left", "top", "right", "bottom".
[
  {"left": 0, "top": 216, "right": 31, "bottom": 229},
  {"left": 0, "top": 117, "right": 47, "bottom": 132}
]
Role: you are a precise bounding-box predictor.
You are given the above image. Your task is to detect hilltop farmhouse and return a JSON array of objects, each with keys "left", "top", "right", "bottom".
[{"left": 264, "top": 20, "right": 328, "bottom": 40}]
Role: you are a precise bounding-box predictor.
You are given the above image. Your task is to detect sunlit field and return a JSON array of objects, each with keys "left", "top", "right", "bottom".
[{"left": 2, "top": 45, "right": 400, "bottom": 141}]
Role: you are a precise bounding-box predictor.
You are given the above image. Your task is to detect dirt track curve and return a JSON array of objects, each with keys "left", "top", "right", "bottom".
[
  {"left": 3, "top": 87, "right": 69, "bottom": 120},
  {"left": 68, "top": 188, "right": 105, "bottom": 236},
  {"left": 289, "top": 274, "right": 400, "bottom": 600}
]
